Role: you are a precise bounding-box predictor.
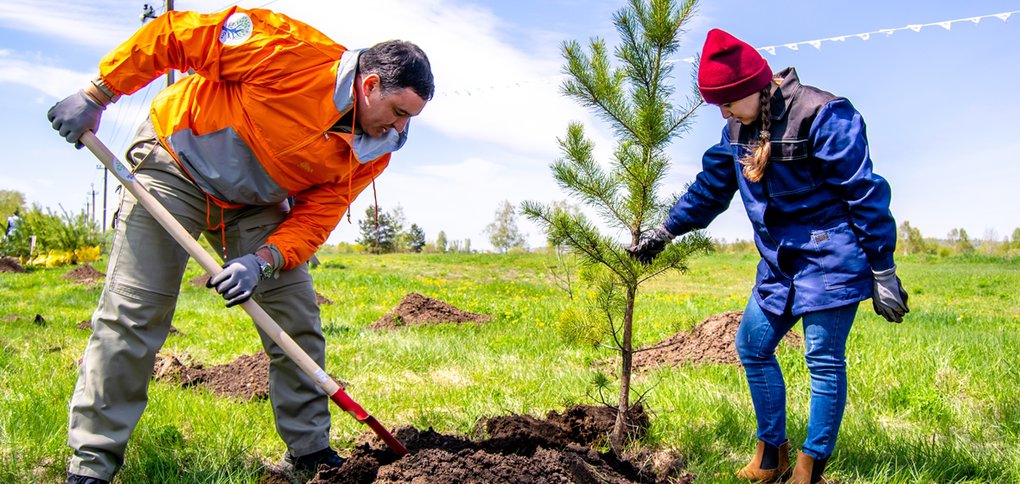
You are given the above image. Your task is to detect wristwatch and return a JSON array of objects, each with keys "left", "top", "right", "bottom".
[{"left": 255, "top": 255, "right": 274, "bottom": 281}]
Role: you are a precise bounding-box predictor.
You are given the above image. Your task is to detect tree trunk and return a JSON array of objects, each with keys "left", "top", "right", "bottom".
[{"left": 611, "top": 284, "right": 637, "bottom": 453}]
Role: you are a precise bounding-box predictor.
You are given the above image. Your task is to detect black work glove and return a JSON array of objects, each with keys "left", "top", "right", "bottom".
[
  {"left": 207, "top": 253, "right": 270, "bottom": 307},
  {"left": 626, "top": 225, "right": 675, "bottom": 265},
  {"left": 872, "top": 266, "right": 909, "bottom": 323}
]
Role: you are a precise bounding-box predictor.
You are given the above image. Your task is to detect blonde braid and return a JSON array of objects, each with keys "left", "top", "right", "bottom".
[{"left": 739, "top": 85, "right": 774, "bottom": 183}]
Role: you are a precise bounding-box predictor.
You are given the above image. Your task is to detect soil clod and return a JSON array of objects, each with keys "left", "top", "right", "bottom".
[
  {"left": 316, "top": 291, "right": 333, "bottom": 305},
  {"left": 371, "top": 292, "right": 492, "bottom": 329}
]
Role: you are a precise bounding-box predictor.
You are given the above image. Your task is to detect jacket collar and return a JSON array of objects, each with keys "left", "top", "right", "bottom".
[
  {"left": 333, "top": 49, "right": 408, "bottom": 162},
  {"left": 769, "top": 67, "right": 800, "bottom": 121}
]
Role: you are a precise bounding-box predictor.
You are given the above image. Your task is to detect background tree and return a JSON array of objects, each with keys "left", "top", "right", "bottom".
[
  {"left": 356, "top": 205, "right": 397, "bottom": 254},
  {"left": 408, "top": 224, "right": 426, "bottom": 253},
  {"left": 897, "top": 220, "right": 933, "bottom": 255},
  {"left": 485, "top": 200, "right": 527, "bottom": 253},
  {"left": 522, "top": 0, "right": 708, "bottom": 451},
  {"left": 436, "top": 230, "right": 448, "bottom": 253},
  {"left": 948, "top": 228, "right": 975, "bottom": 254},
  {"left": 0, "top": 190, "right": 25, "bottom": 223}
]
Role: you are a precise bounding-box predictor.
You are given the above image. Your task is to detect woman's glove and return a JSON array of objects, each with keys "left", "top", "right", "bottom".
[
  {"left": 872, "top": 266, "right": 909, "bottom": 323},
  {"left": 626, "top": 225, "right": 675, "bottom": 265}
]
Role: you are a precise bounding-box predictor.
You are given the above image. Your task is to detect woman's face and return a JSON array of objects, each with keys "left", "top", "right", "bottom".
[{"left": 717, "top": 91, "right": 760, "bottom": 125}]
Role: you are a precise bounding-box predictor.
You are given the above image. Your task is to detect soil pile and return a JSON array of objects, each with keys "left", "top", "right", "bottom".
[
  {"left": 301, "top": 404, "right": 691, "bottom": 484},
  {"left": 62, "top": 264, "right": 105, "bottom": 285},
  {"left": 0, "top": 256, "right": 25, "bottom": 273},
  {"left": 371, "top": 292, "right": 492, "bottom": 329},
  {"left": 632, "top": 311, "right": 803, "bottom": 370},
  {"left": 153, "top": 352, "right": 270, "bottom": 400}
]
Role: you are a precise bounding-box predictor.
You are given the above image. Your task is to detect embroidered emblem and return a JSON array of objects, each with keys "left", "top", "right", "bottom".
[{"left": 219, "top": 12, "right": 253, "bottom": 46}]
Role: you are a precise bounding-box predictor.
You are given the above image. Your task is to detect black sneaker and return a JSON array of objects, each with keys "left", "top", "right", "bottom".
[
  {"left": 285, "top": 447, "right": 346, "bottom": 474},
  {"left": 66, "top": 474, "right": 110, "bottom": 484}
]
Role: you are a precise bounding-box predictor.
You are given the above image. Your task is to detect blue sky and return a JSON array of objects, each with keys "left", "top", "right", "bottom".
[{"left": 1, "top": 0, "right": 1018, "bottom": 250}]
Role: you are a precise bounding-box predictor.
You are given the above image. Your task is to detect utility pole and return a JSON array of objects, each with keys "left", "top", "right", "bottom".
[{"left": 100, "top": 1, "right": 176, "bottom": 232}]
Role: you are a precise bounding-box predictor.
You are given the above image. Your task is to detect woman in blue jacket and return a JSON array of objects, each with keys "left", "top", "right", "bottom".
[{"left": 628, "top": 29, "right": 909, "bottom": 484}]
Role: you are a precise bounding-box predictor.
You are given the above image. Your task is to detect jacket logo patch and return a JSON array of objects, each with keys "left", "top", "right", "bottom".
[
  {"left": 219, "top": 12, "right": 253, "bottom": 46},
  {"left": 812, "top": 232, "right": 829, "bottom": 243}
]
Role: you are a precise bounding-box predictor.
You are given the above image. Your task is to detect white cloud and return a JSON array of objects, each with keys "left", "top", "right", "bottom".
[
  {"left": 0, "top": 1, "right": 139, "bottom": 49},
  {"left": 0, "top": 51, "right": 92, "bottom": 98}
]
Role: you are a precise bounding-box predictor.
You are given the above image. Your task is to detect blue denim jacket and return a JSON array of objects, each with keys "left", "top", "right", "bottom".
[{"left": 664, "top": 69, "right": 897, "bottom": 316}]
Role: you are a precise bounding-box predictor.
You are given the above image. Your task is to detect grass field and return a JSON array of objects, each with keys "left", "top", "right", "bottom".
[{"left": 1, "top": 251, "right": 1018, "bottom": 483}]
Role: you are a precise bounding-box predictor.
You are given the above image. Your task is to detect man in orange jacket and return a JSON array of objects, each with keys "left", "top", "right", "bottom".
[{"left": 47, "top": 7, "right": 433, "bottom": 484}]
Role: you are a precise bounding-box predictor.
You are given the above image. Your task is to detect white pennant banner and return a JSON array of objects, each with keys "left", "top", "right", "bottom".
[{"left": 750, "top": 9, "right": 1019, "bottom": 57}]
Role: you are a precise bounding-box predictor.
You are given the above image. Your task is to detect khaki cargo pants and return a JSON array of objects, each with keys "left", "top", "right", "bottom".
[{"left": 67, "top": 121, "right": 331, "bottom": 480}]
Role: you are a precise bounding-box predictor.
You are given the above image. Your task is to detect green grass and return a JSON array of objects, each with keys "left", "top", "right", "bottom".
[{"left": 1, "top": 252, "right": 1018, "bottom": 483}]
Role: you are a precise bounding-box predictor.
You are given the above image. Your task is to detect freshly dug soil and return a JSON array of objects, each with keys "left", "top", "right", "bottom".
[
  {"left": 297, "top": 404, "right": 692, "bottom": 484},
  {"left": 371, "top": 292, "right": 492, "bottom": 329},
  {"left": 631, "top": 311, "right": 803, "bottom": 370},
  {"left": 0, "top": 256, "right": 25, "bottom": 273},
  {"left": 62, "top": 263, "right": 105, "bottom": 285},
  {"left": 153, "top": 352, "right": 270, "bottom": 400}
]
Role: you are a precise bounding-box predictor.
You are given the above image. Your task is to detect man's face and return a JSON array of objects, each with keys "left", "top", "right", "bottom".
[
  {"left": 356, "top": 74, "right": 427, "bottom": 138},
  {"left": 717, "top": 91, "right": 760, "bottom": 126}
]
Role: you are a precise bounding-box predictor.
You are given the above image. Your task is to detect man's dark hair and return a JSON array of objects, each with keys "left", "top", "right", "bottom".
[{"left": 359, "top": 40, "right": 435, "bottom": 101}]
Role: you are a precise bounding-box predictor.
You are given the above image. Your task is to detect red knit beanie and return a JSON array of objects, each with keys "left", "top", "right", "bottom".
[{"left": 698, "top": 29, "right": 772, "bottom": 105}]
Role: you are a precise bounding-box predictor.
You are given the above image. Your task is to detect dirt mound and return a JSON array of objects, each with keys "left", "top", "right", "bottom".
[
  {"left": 62, "top": 264, "right": 105, "bottom": 285},
  {"left": 302, "top": 404, "right": 690, "bottom": 484},
  {"left": 632, "top": 311, "right": 803, "bottom": 370},
  {"left": 371, "top": 292, "right": 492, "bottom": 329},
  {"left": 316, "top": 291, "right": 333, "bottom": 305},
  {"left": 153, "top": 352, "right": 270, "bottom": 400},
  {"left": 189, "top": 273, "right": 211, "bottom": 286},
  {"left": 0, "top": 256, "right": 25, "bottom": 273}
]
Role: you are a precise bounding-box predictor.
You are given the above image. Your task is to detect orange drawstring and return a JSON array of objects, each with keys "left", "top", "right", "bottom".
[{"left": 345, "top": 90, "right": 358, "bottom": 224}]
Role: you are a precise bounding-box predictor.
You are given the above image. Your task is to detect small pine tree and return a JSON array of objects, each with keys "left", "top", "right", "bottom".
[{"left": 523, "top": 0, "right": 709, "bottom": 451}]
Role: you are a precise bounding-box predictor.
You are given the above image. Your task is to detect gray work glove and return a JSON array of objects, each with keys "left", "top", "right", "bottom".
[
  {"left": 207, "top": 253, "right": 269, "bottom": 307},
  {"left": 626, "top": 225, "right": 675, "bottom": 265},
  {"left": 47, "top": 90, "right": 104, "bottom": 149},
  {"left": 872, "top": 266, "right": 909, "bottom": 323}
]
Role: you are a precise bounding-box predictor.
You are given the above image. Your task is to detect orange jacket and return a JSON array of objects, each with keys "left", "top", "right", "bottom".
[{"left": 98, "top": 7, "right": 403, "bottom": 269}]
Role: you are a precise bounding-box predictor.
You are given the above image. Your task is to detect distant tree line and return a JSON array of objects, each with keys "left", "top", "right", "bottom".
[{"left": 713, "top": 220, "right": 1020, "bottom": 257}]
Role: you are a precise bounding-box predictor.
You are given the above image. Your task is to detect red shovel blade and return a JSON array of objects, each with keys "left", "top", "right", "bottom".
[{"left": 330, "top": 388, "right": 408, "bottom": 455}]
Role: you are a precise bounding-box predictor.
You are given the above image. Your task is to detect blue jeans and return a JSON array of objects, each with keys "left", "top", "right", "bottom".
[{"left": 735, "top": 296, "right": 858, "bottom": 459}]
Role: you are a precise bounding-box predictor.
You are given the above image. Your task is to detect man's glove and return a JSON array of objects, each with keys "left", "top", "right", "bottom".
[
  {"left": 626, "top": 225, "right": 675, "bottom": 265},
  {"left": 872, "top": 266, "right": 909, "bottom": 323},
  {"left": 207, "top": 253, "right": 270, "bottom": 307},
  {"left": 47, "top": 90, "right": 105, "bottom": 149}
]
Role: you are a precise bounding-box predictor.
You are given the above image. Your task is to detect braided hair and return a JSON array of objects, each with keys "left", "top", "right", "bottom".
[{"left": 738, "top": 85, "right": 774, "bottom": 183}]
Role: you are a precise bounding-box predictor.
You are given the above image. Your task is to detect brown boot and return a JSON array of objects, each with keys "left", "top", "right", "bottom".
[
  {"left": 736, "top": 439, "right": 790, "bottom": 482},
  {"left": 788, "top": 451, "right": 829, "bottom": 484}
]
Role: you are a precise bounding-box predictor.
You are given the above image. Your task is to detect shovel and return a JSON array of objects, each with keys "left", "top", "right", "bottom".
[{"left": 79, "top": 131, "right": 409, "bottom": 456}]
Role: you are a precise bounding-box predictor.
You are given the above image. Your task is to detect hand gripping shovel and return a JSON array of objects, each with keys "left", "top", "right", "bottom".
[{"left": 79, "top": 131, "right": 408, "bottom": 456}]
